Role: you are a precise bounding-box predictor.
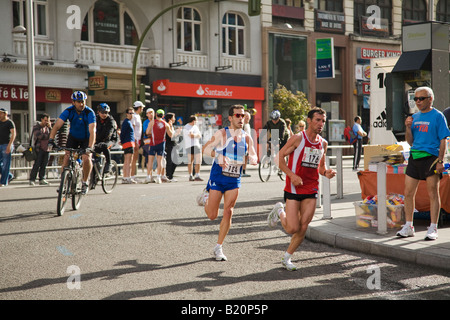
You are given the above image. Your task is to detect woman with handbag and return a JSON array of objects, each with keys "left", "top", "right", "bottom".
[{"left": 29, "top": 114, "right": 51, "bottom": 186}]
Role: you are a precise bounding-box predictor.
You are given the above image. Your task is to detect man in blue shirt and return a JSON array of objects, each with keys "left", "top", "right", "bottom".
[
  {"left": 49, "top": 91, "right": 96, "bottom": 195},
  {"left": 352, "top": 116, "right": 367, "bottom": 171},
  {"left": 398, "top": 87, "right": 450, "bottom": 241}
]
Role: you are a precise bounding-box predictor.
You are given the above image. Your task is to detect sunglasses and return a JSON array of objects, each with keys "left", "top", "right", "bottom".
[
  {"left": 127, "top": 112, "right": 135, "bottom": 115},
  {"left": 413, "top": 96, "right": 430, "bottom": 101},
  {"left": 100, "top": 111, "right": 109, "bottom": 114},
  {"left": 233, "top": 113, "right": 245, "bottom": 118}
]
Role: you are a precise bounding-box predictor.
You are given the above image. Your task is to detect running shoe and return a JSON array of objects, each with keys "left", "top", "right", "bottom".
[
  {"left": 196, "top": 188, "right": 209, "bottom": 206},
  {"left": 281, "top": 257, "right": 297, "bottom": 271},
  {"left": 194, "top": 176, "right": 204, "bottom": 181},
  {"left": 214, "top": 245, "right": 227, "bottom": 261},
  {"left": 155, "top": 176, "right": 162, "bottom": 184},
  {"left": 268, "top": 202, "right": 283, "bottom": 228},
  {"left": 424, "top": 226, "right": 438, "bottom": 241},
  {"left": 81, "top": 182, "right": 89, "bottom": 195},
  {"left": 396, "top": 224, "right": 415, "bottom": 238}
]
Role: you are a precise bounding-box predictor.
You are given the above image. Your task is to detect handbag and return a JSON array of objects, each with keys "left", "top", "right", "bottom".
[
  {"left": 23, "top": 147, "right": 37, "bottom": 161},
  {"left": 23, "top": 127, "right": 37, "bottom": 161}
]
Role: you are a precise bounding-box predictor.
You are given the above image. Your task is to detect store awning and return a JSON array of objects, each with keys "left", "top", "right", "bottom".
[{"left": 392, "top": 49, "right": 431, "bottom": 73}]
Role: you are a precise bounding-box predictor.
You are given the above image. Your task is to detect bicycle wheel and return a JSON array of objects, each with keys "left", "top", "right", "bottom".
[
  {"left": 258, "top": 155, "right": 272, "bottom": 182},
  {"left": 102, "top": 160, "right": 118, "bottom": 194},
  {"left": 277, "top": 157, "right": 287, "bottom": 181},
  {"left": 57, "top": 169, "right": 71, "bottom": 216},
  {"left": 72, "top": 166, "right": 83, "bottom": 210}
]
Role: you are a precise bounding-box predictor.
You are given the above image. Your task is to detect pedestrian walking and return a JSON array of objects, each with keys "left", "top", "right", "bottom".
[
  {"left": 120, "top": 107, "right": 136, "bottom": 184},
  {"left": 183, "top": 115, "right": 203, "bottom": 181},
  {"left": 267, "top": 107, "right": 336, "bottom": 271},
  {"left": 352, "top": 116, "right": 367, "bottom": 171},
  {"left": 397, "top": 86, "right": 450, "bottom": 241},
  {"left": 29, "top": 113, "right": 51, "bottom": 186},
  {"left": 199, "top": 105, "right": 258, "bottom": 261},
  {"left": 0, "top": 108, "right": 16, "bottom": 187}
]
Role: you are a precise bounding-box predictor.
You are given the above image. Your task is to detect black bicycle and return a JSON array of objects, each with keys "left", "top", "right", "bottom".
[
  {"left": 89, "top": 152, "right": 118, "bottom": 194},
  {"left": 56, "top": 147, "right": 85, "bottom": 216},
  {"left": 258, "top": 144, "right": 286, "bottom": 182}
]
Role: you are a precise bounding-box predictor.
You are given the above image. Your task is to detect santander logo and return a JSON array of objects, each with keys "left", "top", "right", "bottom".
[
  {"left": 195, "top": 85, "right": 233, "bottom": 97},
  {"left": 157, "top": 82, "right": 166, "bottom": 92}
]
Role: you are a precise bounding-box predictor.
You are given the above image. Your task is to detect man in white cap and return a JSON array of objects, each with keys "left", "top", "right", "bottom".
[
  {"left": 0, "top": 108, "right": 16, "bottom": 186},
  {"left": 131, "top": 101, "right": 144, "bottom": 182}
]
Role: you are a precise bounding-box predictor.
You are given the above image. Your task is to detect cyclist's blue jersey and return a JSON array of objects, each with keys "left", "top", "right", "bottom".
[
  {"left": 59, "top": 105, "right": 96, "bottom": 140},
  {"left": 209, "top": 127, "right": 248, "bottom": 186}
]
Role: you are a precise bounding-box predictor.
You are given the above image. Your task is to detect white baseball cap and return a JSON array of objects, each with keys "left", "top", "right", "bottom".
[{"left": 133, "top": 101, "right": 144, "bottom": 108}]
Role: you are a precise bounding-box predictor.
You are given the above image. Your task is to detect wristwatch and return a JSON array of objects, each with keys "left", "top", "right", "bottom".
[{"left": 437, "top": 160, "right": 444, "bottom": 164}]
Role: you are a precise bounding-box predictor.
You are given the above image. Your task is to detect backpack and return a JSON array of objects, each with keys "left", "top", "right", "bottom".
[{"left": 344, "top": 126, "right": 357, "bottom": 144}]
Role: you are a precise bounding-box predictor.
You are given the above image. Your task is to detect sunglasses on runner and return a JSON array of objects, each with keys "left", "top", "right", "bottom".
[
  {"left": 413, "top": 96, "right": 430, "bottom": 102},
  {"left": 233, "top": 113, "right": 245, "bottom": 118}
]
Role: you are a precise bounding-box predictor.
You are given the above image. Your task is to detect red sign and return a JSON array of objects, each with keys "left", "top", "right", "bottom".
[
  {"left": 153, "top": 80, "right": 265, "bottom": 101},
  {"left": 0, "top": 85, "right": 73, "bottom": 103}
]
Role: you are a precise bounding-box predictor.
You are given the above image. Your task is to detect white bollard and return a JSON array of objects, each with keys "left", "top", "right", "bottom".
[{"left": 377, "top": 162, "right": 387, "bottom": 235}]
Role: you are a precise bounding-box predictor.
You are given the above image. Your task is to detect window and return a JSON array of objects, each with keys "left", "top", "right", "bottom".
[
  {"left": 436, "top": 0, "right": 450, "bottom": 22},
  {"left": 81, "top": 0, "right": 139, "bottom": 46},
  {"left": 402, "top": 0, "right": 427, "bottom": 23},
  {"left": 177, "top": 7, "right": 202, "bottom": 52},
  {"left": 222, "top": 13, "right": 245, "bottom": 56},
  {"left": 12, "top": 0, "right": 48, "bottom": 37},
  {"left": 319, "top": 0, "right": 343, "bottom": 12},
  {"left": 272, "top": 0, "right": 302, "bottom": 6},
  {"left": 354, "top": 0, "right": 392, "bottom": 35}
]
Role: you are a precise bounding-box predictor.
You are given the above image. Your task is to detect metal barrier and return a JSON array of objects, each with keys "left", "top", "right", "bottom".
[{"left": 10, "top": 150, "right": 125, "bottom": 179}]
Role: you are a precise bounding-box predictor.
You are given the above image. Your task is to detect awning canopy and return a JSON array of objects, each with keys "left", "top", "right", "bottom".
[{"left": 392, "top": 49, "right": 431, "bottom": 73}]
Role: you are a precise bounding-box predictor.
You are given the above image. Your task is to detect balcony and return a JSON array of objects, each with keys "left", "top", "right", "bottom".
[
  {"left": 74, "top": 42, "right": 161, "bottom": 69},
  {"left": 13, "top": 37, "right": 54, "bottom": 59},
  {"left": 175, "top": 52, "right": 251, "bottom": 73}
]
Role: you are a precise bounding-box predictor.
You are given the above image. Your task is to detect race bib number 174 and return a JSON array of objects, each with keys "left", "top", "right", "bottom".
[{"left": 301, "top": 147, "right": 321, "bottom": 168}]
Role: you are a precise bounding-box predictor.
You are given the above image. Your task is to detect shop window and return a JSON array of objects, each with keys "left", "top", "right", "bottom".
[
  {"left": 272, "top": 0, "right": 302, "bottom": 7},
  {"left": 402, "top": 0, "right": 427, "bottom": 24},
  {"left": 12, "top": 0, "right": 48, "bottom": 37},
  {"left": 318, "top": 0, "right": 343, "bottom": 12},
  {"left": 81, "top": 0, "right": 139, "bottom": 46},
  {"left": 436, "top": 0, "right": 450, "bottom": 22},
  {"left": 354, "top": 0, "right": 392, "bottom": 36},
  {"left": 222, "top": 13, "right": 245, "bottom": 56},
  {"left": 177, "top": 7, "right": 202, "bottom": 52}
]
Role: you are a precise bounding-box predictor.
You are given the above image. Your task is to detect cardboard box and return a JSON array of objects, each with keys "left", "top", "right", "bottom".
[
  {"left": 354, "top": 201, "right": 405, "bottom": 229},
  {"left": 363, "top": 144, "right": 404, "bottom": 171}
]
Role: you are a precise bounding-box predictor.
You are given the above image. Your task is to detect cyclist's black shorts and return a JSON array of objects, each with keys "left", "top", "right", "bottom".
[{"left": 66, "top": 134, "right": 89, "bottom": 150}]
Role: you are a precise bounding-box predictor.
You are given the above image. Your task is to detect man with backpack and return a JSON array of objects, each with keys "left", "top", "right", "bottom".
[
  {"left": 352, "top": 116, "right": 367, "bottom": 171},
  {"left": 49, "top": 91, "right": 96, "bottom": 195}
]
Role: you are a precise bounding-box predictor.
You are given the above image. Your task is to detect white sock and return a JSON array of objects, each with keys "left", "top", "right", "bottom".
[
  {"left": 430, "top": 223, "right": 438, "bottom": 230},
  {"left": 215, "top": 244, "right": 222, "bottom": 249},
  {"left": 405, "top": 221, "right": 413, "bottom": 227},
  {"left": 277, "top": 207, "right": 284, "bottom": 217},
  {"left": 284, "top": 252, "right": 292, "bottom": 261}
]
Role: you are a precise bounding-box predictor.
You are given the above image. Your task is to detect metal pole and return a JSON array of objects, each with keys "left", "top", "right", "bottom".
[
  {"left": 26, "top": 0, "right": 36, "bottom": 136},
  {"left": 336, "top": 148, "right": 343, "bottom": 199},
  {"left": 131, "top": 0, "right": 215, "bottom": 102},
  {"left": 428, "top": 0, "right": 434, "bottom": 21},
  {"left": 377, "top": 162, "right": 387, "bottom": 235}
]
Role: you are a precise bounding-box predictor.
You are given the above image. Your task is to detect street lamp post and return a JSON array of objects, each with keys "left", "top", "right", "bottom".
[{"left": 26, "top": 0, "right": 36, "bottom": 137}]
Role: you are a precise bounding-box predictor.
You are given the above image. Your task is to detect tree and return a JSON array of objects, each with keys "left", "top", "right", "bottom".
[{"left": 272, "top": 84, "right": 311, "bottom": 127}]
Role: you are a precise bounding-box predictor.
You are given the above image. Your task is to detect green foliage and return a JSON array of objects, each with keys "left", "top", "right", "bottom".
[{"left": 272, "top": 84, "right": 311, "bottom": 126}]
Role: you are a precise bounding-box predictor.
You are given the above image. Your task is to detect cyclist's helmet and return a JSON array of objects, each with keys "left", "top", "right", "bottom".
[
  {"left": 97, "top": 103, "right": 110, "bottom": 113},
  {"left": 270, "top": 110, "right": 281, "bottom": 120},
  {"left": 71, "top": 90, "right": 87, "bottom": 102}
]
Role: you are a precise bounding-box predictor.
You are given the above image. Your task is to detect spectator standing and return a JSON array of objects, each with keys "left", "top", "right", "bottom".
[
  {"left": 0, "top": 108, "right": 16, "bottom": 187},
  {"left": 120, "top": 107, "right": 136, "bottom": 184},
  {"left": 29, "top": 113, "right": 51, "bottom": 185},
  {"left": 130, "top": 101, "right": 144, "bottom": 182},
  {"left": 183, "top": 115, "right": 203, "bottom": 181},
  {"left": 352, "top": 116, "right": 367, "bottom": 171},
  {"left": 165, "top": 112, "right": 181, "bottom": 182},
  {"left": 296, "top": 120, "right": 306, "bottom": 133},
  {"left": 398, "top": 86, "right": 450, "bottom": 241}
]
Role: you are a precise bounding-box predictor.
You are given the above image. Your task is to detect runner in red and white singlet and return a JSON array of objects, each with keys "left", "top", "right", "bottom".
[{"left": 267, "top": 108, "right": 336, "bottom": 271}]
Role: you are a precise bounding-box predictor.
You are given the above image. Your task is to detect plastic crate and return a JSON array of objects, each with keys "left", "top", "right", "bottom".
[{"left": 354, "top": 201, "right": 405, "bottom": 229}]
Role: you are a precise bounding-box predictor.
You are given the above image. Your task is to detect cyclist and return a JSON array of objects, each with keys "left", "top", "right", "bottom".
[
  {"left": 259, "top": 110, "right": 289, "bottom": 156},
  {"left": 49, "top": 91, "right": 96, "bottom": 195},
  {"left": 94, "top": 103, "right": 117, "bottom": 173}
]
